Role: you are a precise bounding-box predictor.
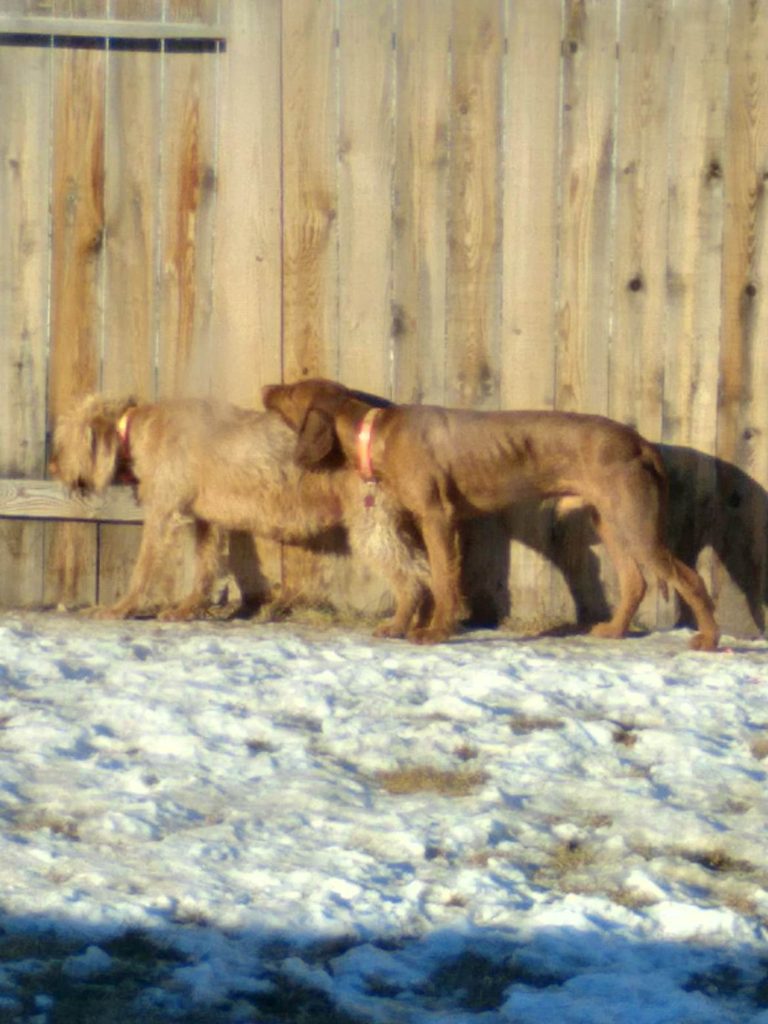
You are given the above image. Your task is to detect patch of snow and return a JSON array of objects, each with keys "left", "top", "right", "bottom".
[{"left": 0, "top": 610, "right": 766, "bottom": 1021}]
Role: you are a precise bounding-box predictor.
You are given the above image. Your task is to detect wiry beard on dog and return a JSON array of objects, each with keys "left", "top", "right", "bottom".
[{"left": 49, "top": 395, "right": 136, "bottom": 494}]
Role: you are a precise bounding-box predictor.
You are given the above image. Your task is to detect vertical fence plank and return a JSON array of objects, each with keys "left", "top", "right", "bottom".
[
  {"left": 157, "top": 0, "right": 219, "bottom": 397},
  {"left": 152, "top": 0, "right": 220, "bottom": 604},
  {"left": 282, "top": 0, "right": 339, "bottom": 382},
  {"left": 97, "top": 1, "right": 163, "bottom": 608},
  {"left": 716, "top": 0, "right": 768, "bottom": 634},
  {"left": 0, "top": 27, "right": 50, "bottom": 605},
  {"left": 557, "top": 0, "right": 617, "bottom": 417},
  {"left": 337, "top": 0, "right": 395, "bottom": 395},
  {"left": 102, "top": 3, "right": 161, "bottom": 402},
  {"left": 554, "top": 0, "right": 619, "bottom": 628},
  {"left": 501, "top": 0, "right": 563, "bottom": 632},
  {"left": 445, "top": 0, "right": 503, "bottom": 410},
  {"left": 281, "top": 0, "right": 344, "bottom": 608},
  {"left": 212, "top": 0, "right": 283, "bottom": 601},
  {"left": 46, "top": 5, "right": 106, "bottom": 607},
  {"left": 392, "top": 0, "right": 451, "bottom": 404},
  {"left": 211, "top": 0, "right": 282, "bottom": 408},
  {"left": 610, "top": 0, "right": 671, "bottom": 629},
  {"left": 663, "top": 0, "right": 728, "bottom": 613},
  {"left": 664, "top": 0, "right": 727, "bottom": 452},
  {"left": 443, "top": 0, "right": 505, "bottom": 627},
  {"left": 611, "top": 0, "right": 668, "bottom": 439}
]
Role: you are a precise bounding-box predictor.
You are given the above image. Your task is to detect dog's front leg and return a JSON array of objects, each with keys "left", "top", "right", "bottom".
[
  {"left": 90, "top": 509, "right": 173, "bottom": 620},
  {"left": 408, "top": 510, "right": 462, "bottom": 644},
  {"left": 158, "top": 520, "right": 221, "bottom": 621}
]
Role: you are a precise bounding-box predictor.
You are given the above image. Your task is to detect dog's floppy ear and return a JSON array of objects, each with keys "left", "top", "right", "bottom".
[
  {"left": 295, "top": 408, "right": 337, "bottom": 467},
  {"left": 89, "top": 411, "right": 120, "bottom": 492}
]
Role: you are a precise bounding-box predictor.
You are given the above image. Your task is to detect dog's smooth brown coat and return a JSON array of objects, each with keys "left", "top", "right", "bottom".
[
  {"left": 263, "top": 379, "right": 719, "bottom": 651},
  {"left": 50, "top": 394, "right": 429, "bottom": 630}
]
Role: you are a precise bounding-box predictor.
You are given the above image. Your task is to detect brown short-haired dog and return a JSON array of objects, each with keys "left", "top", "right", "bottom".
[
  {"left": 263, "top": 378, "right": 719, "bottom": 651},
  {"left": 50, "top": 394, "right": 429, "bottom": 631}
]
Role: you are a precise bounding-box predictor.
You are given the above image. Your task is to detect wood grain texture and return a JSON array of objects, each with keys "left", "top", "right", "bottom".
[
  {"left": 554, "top": 0, "right": 619, "bottom": 628},
  {"left": 48, "top": 44, "right": 105, "bottom": 418},
  {"left": 445, "top": 0, "right": 503, "bottom": 410},
  {"left": 611, "top": 0, "right": 668, "bottom": 438},
  {"left": 556, "top": 0, "right": 617, "bottom": 417},
  {"left": 280, "top": 0, "right": 344, "bottom": 605},
  {"left": 0, "top": 34, "right": 50, "bottom": 605},
  {"left": 0, "top": 481, "right": 143, "bottom": 523},
  {"left": 211, "top": 0, "right": 283, "bottom": 597},
  {"left": 46, "top": 13, "right": 106, "bottom": 607},
  {"left": 500, "top": 0, "right": 564, "bottom": 633},
  {"left": 0, "top": 16, "right": 223, "bottom": 38},
  {"left": 98, "top": 38, "right": 161, "bottom": 606},
  {"left": 157, "top": 14, "right": 218, "bottom": 396},
  {"left": 610, "top": 0, "right": 671, "bottom": 630},
  {"left": 210, "top": 0, "right": 282, "bottom": 407},
  {"left": 337, "top": 0, "right": 395, "bottom": 395},
  {"left": 282, "top": 0, "right": 339, "bottom": 382},
  {"left": 663, "top": 0, "right": 727, "bottom": 453},
  {"left": 392, "top": 0, "right": 451, "bottom": 404},
  {"left": 715, "top": 0, "right": 768, "bottom": 633},
  {"left": 663, "top": 0, "right": 728, "bottom": 611}
]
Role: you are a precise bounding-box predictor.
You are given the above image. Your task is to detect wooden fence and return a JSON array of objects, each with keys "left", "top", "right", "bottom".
[{"left": 0, "top": 0, "right": 767, "bottom": 637}]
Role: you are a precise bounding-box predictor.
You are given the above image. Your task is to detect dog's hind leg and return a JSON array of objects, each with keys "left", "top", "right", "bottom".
[
  {"left": 653, "top": 551, "right": 719, "bottom": 651},
  {"left": 159, "top": 520, "right": 222, "bottom": 621},
  {"left": 588, "top": 514, "right": 647, "bottom": 640}
]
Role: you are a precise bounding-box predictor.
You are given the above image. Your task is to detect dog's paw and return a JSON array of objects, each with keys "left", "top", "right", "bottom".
[
  {"left": 373, "top": 620, "right": 406, "bottom": 640},
  {"left": 588, "top": 621, "right": 625, "bottom": 640},
  {"left": 158, "top": 604, "right": 203, "bottom": 622},
  {"left": 87, "top": 605, "right": 129, "bottom": 621},
  {"left": 407, "top": 625, "right": 452, "bottom": 645},
  {"left": 689, "top": 631, "right": 719, "bottom": 652}
]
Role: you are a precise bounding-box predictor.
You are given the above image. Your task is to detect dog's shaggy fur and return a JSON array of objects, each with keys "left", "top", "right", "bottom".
[
  {"left": 263, "top": 378, "right": 720, "bottom": 651},
  {"left": 49, "top": 394, "right": 429, "bottom": 631}
]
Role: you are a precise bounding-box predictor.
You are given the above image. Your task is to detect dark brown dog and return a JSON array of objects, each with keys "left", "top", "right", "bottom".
[
  {"left": 263, "top": 378, "right": 719, "bottom": 651},
  {"left": 50, "top": 394, "right": 429, "bottom": 631}
]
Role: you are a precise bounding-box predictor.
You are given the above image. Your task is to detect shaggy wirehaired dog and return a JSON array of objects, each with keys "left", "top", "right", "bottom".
[{"left": 49, "top": 394, "right": 429, "bottom": 633}]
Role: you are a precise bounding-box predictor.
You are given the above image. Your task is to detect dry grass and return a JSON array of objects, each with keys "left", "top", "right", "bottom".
[
  {"left": 374, "top": 765, "right": 489, "bottom": 797},
  {"left": 546, "top": 838, "right": 597, "bottom": 875},
  {"left": 679, "top": 848, "right": 757, "bottom": 876},
  {"left": 509, "top": 714, "right": 564, "bottom": 735},
  {"left": 612, "top": 726, "right": 639, "bottom": 747},
  {"left": 12, "top": 809, "right": 81, "bottom": 841}
]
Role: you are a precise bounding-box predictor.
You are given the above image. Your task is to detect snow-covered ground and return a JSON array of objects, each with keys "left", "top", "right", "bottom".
[{"left": 0, "top": 610, "right": 767, "bottom": 1022}]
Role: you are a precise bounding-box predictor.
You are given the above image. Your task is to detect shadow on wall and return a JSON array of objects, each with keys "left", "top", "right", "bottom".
[{"left": 459, "top": 446, "right": 768, "bottom": 639}]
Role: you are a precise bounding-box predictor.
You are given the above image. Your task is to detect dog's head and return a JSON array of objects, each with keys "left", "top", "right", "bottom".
[
  {"left": 49, "top": 394, "right": 134, "bottom": 494},
  {"left": 262, "top": 378, "right": 390, "bottom": 469}
]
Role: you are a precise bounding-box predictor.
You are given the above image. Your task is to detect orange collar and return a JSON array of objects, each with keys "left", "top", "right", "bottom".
[{"left": 356, "top": 408, "right": 380, "bottom": 481}]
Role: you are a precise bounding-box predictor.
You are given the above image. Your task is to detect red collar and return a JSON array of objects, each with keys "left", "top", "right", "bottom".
[
  {"left": 356, "top": 408, "right": 380, "bottom": 481},
  {"left": 116, "top": 408, "right": 137, "bottom": 483}
]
